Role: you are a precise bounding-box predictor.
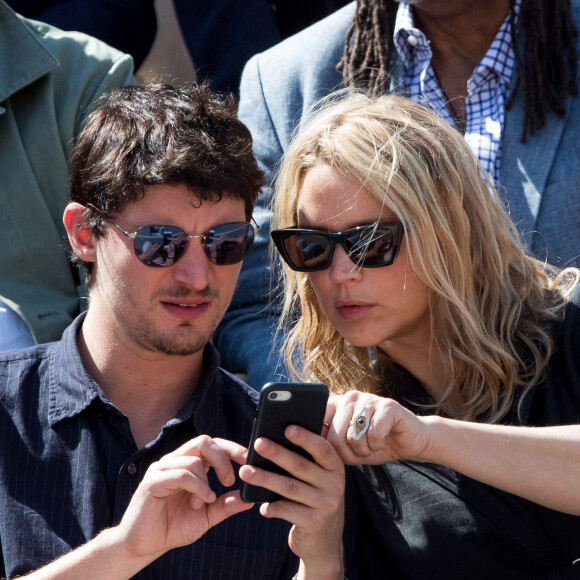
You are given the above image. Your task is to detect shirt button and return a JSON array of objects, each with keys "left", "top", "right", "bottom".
[
  {"left": 127, "top": 463, "right": 137, "bottom": 475},
  {"left": 407, "top": 34, "right": 418, "bottom": 47}
]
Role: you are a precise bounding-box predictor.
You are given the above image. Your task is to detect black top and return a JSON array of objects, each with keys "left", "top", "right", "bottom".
[
  {"left": 0, "top": 315, "right": 298, "bottom": 579},
  {"left": 352, "top": 287, "right": 580, "bottom": 579}
]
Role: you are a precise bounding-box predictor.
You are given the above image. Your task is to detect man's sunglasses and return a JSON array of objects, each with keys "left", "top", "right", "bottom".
[
  {"left": 87, "top": 203, "right": 257, "bottom": 268},
  {"left": 270, "top": 222, "right": 404, "bottom": 272}
]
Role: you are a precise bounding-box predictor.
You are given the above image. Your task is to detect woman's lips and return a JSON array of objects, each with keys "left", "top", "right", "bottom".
[{"left": 335, "top": 301, "right": 373, "bottom": 320}]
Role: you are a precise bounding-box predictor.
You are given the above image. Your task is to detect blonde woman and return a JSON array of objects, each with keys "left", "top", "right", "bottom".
[{"left": 270, "top": 92, "right": 580, "bottom": 577}]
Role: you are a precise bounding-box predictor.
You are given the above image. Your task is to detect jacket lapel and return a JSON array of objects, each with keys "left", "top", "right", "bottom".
[{"left": 499, "top": 66, "right": 571, "bottom": 239}]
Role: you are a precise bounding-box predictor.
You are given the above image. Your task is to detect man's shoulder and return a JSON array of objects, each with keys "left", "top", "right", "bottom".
[
  {"left": 19, "top": 13, "right": 132, "bottom": 68},
  {"left": 0, "top": 342, "right": 54, "bottom": 365},
  {"left": 239, "top": 2, "right": 355, "bottom": 147},
  {"left": 0, "top": 3, "right": 135, "bottom": 128},
  {"left": 0, "top": 342, "right": 54, "bottom": 379},
  {"left": 0, "top": 343, "right": 57, "bottom": 417},
  {"left": 245, "top": 2, "right": 354, "bottom": 88}
]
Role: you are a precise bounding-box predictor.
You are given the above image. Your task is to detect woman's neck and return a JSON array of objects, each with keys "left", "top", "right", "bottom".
[{"left": 378, "top": 342, "right": 448, "bottom": 404}]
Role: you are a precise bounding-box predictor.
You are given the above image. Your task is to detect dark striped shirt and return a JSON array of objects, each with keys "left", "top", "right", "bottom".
[{"left": 0, "top": 315, "right": 297, "bottom": 579}]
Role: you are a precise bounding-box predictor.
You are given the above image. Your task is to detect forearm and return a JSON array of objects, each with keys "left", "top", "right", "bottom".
[
  {"left": 423, "top": 417, "right": 580, "bottom": 514},
  {"left": 23, "top": 527, "right": 159, "bottom": 580}
]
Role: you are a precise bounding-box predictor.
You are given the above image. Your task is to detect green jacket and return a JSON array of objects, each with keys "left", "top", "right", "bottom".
[{"left": 0, "top": 1, "right": 135, "bottom": 343}]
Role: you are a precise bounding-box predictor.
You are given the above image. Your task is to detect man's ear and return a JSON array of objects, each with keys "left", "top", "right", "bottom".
[{"left": 63, "top": 202, "right": 97, "bottom": 263}]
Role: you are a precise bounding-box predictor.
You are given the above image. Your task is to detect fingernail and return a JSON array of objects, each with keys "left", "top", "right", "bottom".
[
  {"left": 287, "top": 426, "right": 298, "bottom": 438},
  {"left": 207, "top": 491, "right": 216, "bottom": 501}
]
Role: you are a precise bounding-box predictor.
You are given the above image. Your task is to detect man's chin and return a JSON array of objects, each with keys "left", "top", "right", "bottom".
[{"left": 140, "top": 328, "right": 212, "bottom": 357}]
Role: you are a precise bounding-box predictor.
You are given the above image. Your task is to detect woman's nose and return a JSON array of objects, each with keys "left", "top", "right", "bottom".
[{"left": 327, "top": 244, "right": 362, "bottom": 283}]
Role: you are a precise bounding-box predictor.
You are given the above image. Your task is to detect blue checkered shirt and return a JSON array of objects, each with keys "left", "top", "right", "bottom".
[{"left": 394, "top": 3, "right": 517, "bottom": 183}]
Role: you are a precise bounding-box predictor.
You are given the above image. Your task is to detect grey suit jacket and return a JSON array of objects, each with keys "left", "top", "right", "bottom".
[{"left": 214, "top": 1, "right": 580, "bottom": 386}]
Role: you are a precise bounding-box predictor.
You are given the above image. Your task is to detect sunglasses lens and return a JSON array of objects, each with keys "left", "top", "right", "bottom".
[
  {"left": 345, "top": 226, "right": 395, "bottom": 267},
  {"left": 273, "top": 224, "right": 402, "bottom": 272},
  {"left": 205, "top": 222, "right": 254, "bottom": 265},
  {"left": 281, "top": 233, "right": 332, "bottom": 271},
  {"left": 133, "top": 226, "right": 187, "bottom": 267}
]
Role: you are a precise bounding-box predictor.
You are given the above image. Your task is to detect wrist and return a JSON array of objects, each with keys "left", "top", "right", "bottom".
[
  {"left": 418, "top": 415, "right": 450, "bottom": 464},
  {"left": 97, "top": 526, "right": 162, "bottom": 576},
  {"left": 24, "top": 527, "right": 160, "bottom": 580},
  {"left": 296, "top": 556, "right": 344, "bottom": 580}
]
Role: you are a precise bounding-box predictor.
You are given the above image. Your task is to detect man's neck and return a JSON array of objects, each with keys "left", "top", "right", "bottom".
[
  {"left": 78, "top": 310, "right": 205, "bottom": 449},
  {"left": 411, "top": 0, "right": 511, "bottom": 59},
  {"left": 408, "top": 0, "right": 510, "bottom": 118}
]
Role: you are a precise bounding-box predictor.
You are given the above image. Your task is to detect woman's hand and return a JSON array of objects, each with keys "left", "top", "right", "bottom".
[
  {"left": 324, "top": 391, "right": 433, "bottom": 465},
  {"left": 239, "top": 426, "right": 345, "bottom": 579}
]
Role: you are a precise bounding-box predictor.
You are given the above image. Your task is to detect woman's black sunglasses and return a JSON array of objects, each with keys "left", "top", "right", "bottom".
[
  {"left": 271, "top": 222, "right": 404, "bottom": 272},
  {"left": 87, "top": 204, "right": 257, "bottom": 268}
]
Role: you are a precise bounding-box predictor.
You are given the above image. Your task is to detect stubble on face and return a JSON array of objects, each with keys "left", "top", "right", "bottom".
[{"left": 123, "top": 284, "right": 223, "bottom": 357}]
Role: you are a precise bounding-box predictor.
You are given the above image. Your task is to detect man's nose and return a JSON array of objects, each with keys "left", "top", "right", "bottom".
[{"left": 171, "top": 238, "right": 212, "bottom": 289}]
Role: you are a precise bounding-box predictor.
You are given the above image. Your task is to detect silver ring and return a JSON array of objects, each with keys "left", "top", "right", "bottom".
[{"left": 353, "top": 406, "right": 370, "bottom": 440}]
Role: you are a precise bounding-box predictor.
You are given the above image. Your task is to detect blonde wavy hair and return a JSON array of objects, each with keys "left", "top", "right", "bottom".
[{"left": 272, "top": 92, "right": 579, "bottom": 422}]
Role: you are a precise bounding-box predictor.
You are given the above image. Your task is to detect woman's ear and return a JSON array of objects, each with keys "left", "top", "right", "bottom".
[{"left": 63, "top": 202, "right": 97, "bottom": 263}]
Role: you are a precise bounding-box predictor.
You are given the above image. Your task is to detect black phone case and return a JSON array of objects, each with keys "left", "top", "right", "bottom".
[{"left": 240, "top": 381, "right": 329, "bottom": 503}]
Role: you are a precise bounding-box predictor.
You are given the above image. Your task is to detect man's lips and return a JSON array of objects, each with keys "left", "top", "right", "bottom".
[{"left": 161, "top": 299, "right": 212, "bottom": 320}]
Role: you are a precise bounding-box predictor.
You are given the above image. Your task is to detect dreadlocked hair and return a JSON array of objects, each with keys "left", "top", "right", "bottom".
[
  {"left": 337, "top": 0, "right": 397, "bottom": 96},
  {"left": 337, "top": 0, "right": 578, "bottom": 142}
]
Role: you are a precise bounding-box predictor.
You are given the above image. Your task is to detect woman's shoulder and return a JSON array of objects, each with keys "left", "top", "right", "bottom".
[
  {"left": 524, "top": 281, "right": 580, "bottom": 426},
  {"left": 555, "top": 281, "right": 580, "bottom": 350}
]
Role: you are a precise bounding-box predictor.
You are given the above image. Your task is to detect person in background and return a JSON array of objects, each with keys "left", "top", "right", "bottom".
[
  {"left": 272, "top": 91, "right": 580, "bottom": 578},
  {"left": 172, "top": 0, "right": 350, "bottom": 98},
  {"left": 0, "top": 299, "right": 34, "bottom": 350},
  {"left": 0, "top": 0, "right": 135, "bottom": 351},
  {"left": 217, "top": 0, "right": 580, "bottom": 388},
  {"left": 0, "top": 82, "right": 350, "bottom": 579},
  {"left": 4, "top": 0, "right": 156, "bottom": 68}
]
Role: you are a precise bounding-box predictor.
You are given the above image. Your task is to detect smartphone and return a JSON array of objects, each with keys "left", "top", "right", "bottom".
[{"left": 240, "top": 381, "right": 329, "bottom": 503}]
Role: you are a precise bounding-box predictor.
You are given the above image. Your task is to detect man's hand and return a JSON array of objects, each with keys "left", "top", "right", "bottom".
[
  {"left": 239, "top": 427, "right": 345, "bottom": 579},
  {"left": 24, "top": 436, "right": 254, "bottom": 579},
  {"left": 116, "top": 436, "right": 254, "bottom": 559}
]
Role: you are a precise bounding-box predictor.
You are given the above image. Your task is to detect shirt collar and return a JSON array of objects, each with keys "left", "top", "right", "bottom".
[
  {"left": 48, "top": 313, "right": 104, "bottom": 426},
  {"left": 48, "top": 313, "right": 227, "bottom": 438},
  {"left": 473, "top": 4, "right": 518, "bottom": 89},
  {"left": 393, "top": 3, "right": 431, "bottom": 74},
  {"left": 0, "top": 1, "right": 59, "bottom": 104},
  {"left": 393, "top": 1, "right": 519, "bottom": 87}
]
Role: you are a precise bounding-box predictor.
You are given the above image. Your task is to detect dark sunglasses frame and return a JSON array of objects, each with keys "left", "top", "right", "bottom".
[
  {"left": 86, "top": 203, "right": 258, "bottom": 268},
  {"left": 271, "top": 222, "right": 404, "bottom": 272}
]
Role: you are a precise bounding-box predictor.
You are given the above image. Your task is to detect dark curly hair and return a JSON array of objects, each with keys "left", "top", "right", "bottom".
[{"left": 69, "top": 82, "right": 265, "bottom": 284}]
